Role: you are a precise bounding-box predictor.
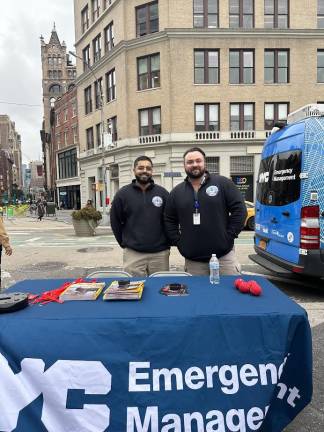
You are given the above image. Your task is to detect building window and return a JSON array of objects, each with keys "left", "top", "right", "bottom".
[
  {"left": 264, "top": 49, "right": 289, "bottom": 83},
  {"left": 206, "top": 157, "right": 220, "bottom": 174},
  {"left": 92, "top": 34, "right": 101, "bottom": 63},
  {"left": 82, "top": 45, "right": 90, "bottom": 71},
  {"left": 229, "top": 0, "right": 254, "bottom": 28},
  {"left": 318, "top": 0, "right": 324, "bottom": 28},
  {"left": 58, "top": 148, "right": 77, "bottom": 179},
  {"left": 84, "top": 86, "right": 93, "bottom": 114},
  {"left": 56, "top": 133, "right": 61, "bottom": 149},
  {"left": 194, "top": 49, "right": 219, "bottom": 84},
  {"left": 229, "top": 50, "right": 254, "bottom": 84},
  {"left": 107, "top": 116, "right": 118, "bottom": 142},
  {"left": 264, "top": 102, "right": 289, "bottom": 129},
  {"left": 91, "top": 0, "right": 100, "bottom": 22},
  {"left": 264, "top": 0, "right": 289, "bottom": 28},
  {"left": 139, "top": 107, "right": 161, "bottom": 135},
  {"left": 317, "top": 50, "right": 324, "bottom": 82},
  {"left": 96, "top": 123, "right": 102, "bottom": 147},
  {"left": 72, "top": 126, "right": 78, "bottom": 144},
  {"left": 81, "top": 5, "right": 89, "bottom": 33},
  {"left": 72, "top": 102, "right": 77, "bottom": 117},
  {"left": 105, "top": 68, "right": 116, "bottom": 102},
  {"left": 56, "top": 113, "right": 60, "bottom": 126},
  {"left": 64, "top": 130, "right": 68, "bottom": 146},
  {"left": 136, "top": 1, "right": 159, "bottom": 37},
  {"left": 49, "top": 84, "right": 62, "bottom": 94},
  {"left": 195, "top": 104, "right": 219, "bottom": 131},
  {"left": 94, "top": 78, "right": 103, "bottom": 109},
  {"left": 104, "top": 21, "right": 114, "bottom": 53},
  {"left": 193, "top": 0, "right": 219, "bottom": 28},
  {"left": 230, "top": 156, "right": 254, "bottom": 173},
  {"left": 230, "top": 103, "right": 254, "bottom": 130},
  {"left": 137, "top": 53, "right": 160, "bottom": 90},
  {"left": 86, "top": 127, "right": 94, "bottom": 149}
]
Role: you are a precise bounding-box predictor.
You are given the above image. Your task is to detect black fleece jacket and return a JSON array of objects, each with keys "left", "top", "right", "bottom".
[
  {"left": 164, "top": 173, "right": 247, "bottom": 262},
  {"left": 110, "top": 180, "right": 170, "bottom": 253}
]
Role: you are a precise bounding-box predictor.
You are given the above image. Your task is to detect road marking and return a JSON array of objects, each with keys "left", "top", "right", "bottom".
[{"left": 25, "top": 237, "right": 41, "bottom": 243}]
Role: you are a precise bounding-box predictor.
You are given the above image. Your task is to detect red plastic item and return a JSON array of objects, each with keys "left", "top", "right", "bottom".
[
  {"left": 30, "top": 278, "right": 96, "bottom": 305},
  {"left": 238, "top": 281, "right": 250, "bottom": 293},
  {"left": 234, "top": 278, "right": 244, "bottom": 289},
  {"left": 234, "top": 278, "right": 262, "bottom": 296},
  {"left": 248, "top": 281, "right": 262, "bottom": 296}
]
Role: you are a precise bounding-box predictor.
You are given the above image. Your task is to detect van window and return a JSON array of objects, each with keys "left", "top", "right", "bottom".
[{"left": 257, "top": 150, "right": 301, "bottom": 206}]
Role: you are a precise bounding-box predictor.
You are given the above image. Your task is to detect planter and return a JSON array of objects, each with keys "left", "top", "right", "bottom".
[{"left": 72, "top": 218, "right": 98, "bottom": 237}]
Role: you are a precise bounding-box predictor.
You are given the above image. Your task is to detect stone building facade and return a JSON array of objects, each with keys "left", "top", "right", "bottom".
[
  {"left": 40, "top": 25, "right": 77, "bottom": 200},
  {"left": 73, "top": 0, "right": 324, "bottom": 208}
]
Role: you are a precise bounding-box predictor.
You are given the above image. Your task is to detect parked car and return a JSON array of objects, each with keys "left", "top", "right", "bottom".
[{"left": 245, "top": 201, "right": 255, "bottom": 230}]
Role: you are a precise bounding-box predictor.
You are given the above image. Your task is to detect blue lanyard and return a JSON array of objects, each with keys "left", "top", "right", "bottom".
[{"left": 194, "top": 190, "right": 200, "bottom": 212}]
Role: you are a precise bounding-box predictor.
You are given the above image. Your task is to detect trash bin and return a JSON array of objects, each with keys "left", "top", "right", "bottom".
[
  {"left": 6, "top": 207, "right": 14, "bottom": 218},
  {"left": 46, "top": 202, "right": 56, "bottom": 216}
]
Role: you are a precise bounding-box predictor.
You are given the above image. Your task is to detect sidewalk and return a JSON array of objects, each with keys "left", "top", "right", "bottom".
[{"left": 26, "top": 209, "right": 111, "bottom": 227}]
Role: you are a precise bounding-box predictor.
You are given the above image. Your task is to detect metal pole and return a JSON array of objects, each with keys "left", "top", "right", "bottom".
[{"left": 69, "top": 51, "right": 108, "bottom": 224}]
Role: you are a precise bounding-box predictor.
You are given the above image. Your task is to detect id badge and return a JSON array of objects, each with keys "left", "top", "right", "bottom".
[{"left": 193, "top": 213, "right": 200, "bottom": 225}]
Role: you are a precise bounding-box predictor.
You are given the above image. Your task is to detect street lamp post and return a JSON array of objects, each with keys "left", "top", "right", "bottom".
[{"left": 69, "top": 50, "right": 111, "bottom": 224}]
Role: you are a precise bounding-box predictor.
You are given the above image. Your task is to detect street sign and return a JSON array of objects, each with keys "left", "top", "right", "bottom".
[{"left": 163, "top": 172, "right": 182, "bottom": 178}]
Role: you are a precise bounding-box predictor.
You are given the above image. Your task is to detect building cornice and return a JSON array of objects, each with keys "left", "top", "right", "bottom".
[{"left": 74, "top": 27, "right": 324, "bottom": 85}]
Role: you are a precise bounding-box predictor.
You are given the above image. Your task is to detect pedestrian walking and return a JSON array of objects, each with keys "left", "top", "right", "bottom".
[
  {"left": 37, "top": 199, "right": 45, "bottom": 221},
  {"left": 164, "top": 147, "right": 247, "bottom": 275},
  {"left": 0, "top": 217, "right": 12, "bottom": 289},
  {"left": 110, "top": 156, "right": 170, "bottom": 276}
]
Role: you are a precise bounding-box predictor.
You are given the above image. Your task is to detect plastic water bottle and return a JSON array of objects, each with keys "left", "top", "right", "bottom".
[{"left": 209, "top": 254, "right": 220, "bottom": 284}]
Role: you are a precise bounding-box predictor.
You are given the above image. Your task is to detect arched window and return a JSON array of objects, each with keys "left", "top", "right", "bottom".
[{"left": 49, "top": 84, "right": 62, "bottom": 94}]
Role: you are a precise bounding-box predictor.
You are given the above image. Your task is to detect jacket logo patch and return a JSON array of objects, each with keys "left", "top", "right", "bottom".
[
  {"left": 206, "top": 186, "right": 218, "bottom": 197},
  {"left": 152, "top": 196, "right": 163, "bottom": 207}
]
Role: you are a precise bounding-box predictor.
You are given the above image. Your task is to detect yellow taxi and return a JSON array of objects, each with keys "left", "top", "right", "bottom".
[{"left": 245, "top": 201, "right": 255, "bottom": 230}]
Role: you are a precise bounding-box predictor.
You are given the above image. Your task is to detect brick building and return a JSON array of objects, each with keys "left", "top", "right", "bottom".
[{"left": 51, "top": 85, "right": 81, "bottom": 209}]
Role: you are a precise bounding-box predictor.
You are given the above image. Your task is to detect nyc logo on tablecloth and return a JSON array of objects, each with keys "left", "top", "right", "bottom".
[
  {"left": 0, "top": 353, "right": 111, "bottom": 432},
  {"left": 0, "top": 353, "right": 302, "bottom": 432}
]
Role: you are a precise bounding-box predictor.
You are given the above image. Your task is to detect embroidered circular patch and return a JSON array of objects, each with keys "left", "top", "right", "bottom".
[
  {"left": 206, "top": 185, "right": 218, "bottom": 196},
  {"left": 152, "top": 196, "right": 163, "bottom": 207}
]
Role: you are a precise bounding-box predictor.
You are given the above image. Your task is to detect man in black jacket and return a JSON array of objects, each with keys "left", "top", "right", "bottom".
[
  {"left": 164, "top": 147, "right": 247, "bottom": 275},
  {"left": 110, "top": 156, "right": 170, "bottom": 276}
]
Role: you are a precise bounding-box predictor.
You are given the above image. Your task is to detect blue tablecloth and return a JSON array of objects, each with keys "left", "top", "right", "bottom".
[{"left": 0, "top": 276, "right": 312, "bottom": 432}]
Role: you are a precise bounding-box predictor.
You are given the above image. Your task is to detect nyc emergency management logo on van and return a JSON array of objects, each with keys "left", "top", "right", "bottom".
[{"left": 258, "top": 172, "right": 269, "bottom": 183}]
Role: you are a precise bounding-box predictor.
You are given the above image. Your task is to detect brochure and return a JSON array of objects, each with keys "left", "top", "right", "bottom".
[
  {"left": 103, "top": 280, "right": 145, "bottom": 301},
  {"left": 59, "top": 282, "right": 105, "bottom": 301}
]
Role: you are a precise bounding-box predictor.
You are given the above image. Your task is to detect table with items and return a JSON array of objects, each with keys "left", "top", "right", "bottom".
[{"left": 0, "top": 276, "right": 312, "bottom": 432}]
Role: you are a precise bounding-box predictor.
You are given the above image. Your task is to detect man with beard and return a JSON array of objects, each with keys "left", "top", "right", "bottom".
[
  {"left": 110, "top": 156, "right": 170, "bottom": 276},
  {"left": 164, "top": 147, "right": 246, "bottom": 275}
]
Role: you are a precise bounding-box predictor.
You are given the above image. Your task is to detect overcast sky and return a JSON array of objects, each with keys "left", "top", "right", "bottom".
[{"left": 0, "top": 1, "right": 75, "bottom": 164}]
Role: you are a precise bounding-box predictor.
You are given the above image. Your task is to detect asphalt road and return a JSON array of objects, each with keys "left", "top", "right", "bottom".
[{"left": 1, "top": 216, "right": 323, "bottom": 431}]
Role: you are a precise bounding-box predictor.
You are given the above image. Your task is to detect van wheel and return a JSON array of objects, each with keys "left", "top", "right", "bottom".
[{"left": 247, "top": 216, "right": 255, "bottom": 230}]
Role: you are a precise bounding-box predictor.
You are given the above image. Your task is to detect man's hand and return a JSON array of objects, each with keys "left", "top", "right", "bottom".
[{"left": 4, "top": 245, "right": 12, "bottom": 256}]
